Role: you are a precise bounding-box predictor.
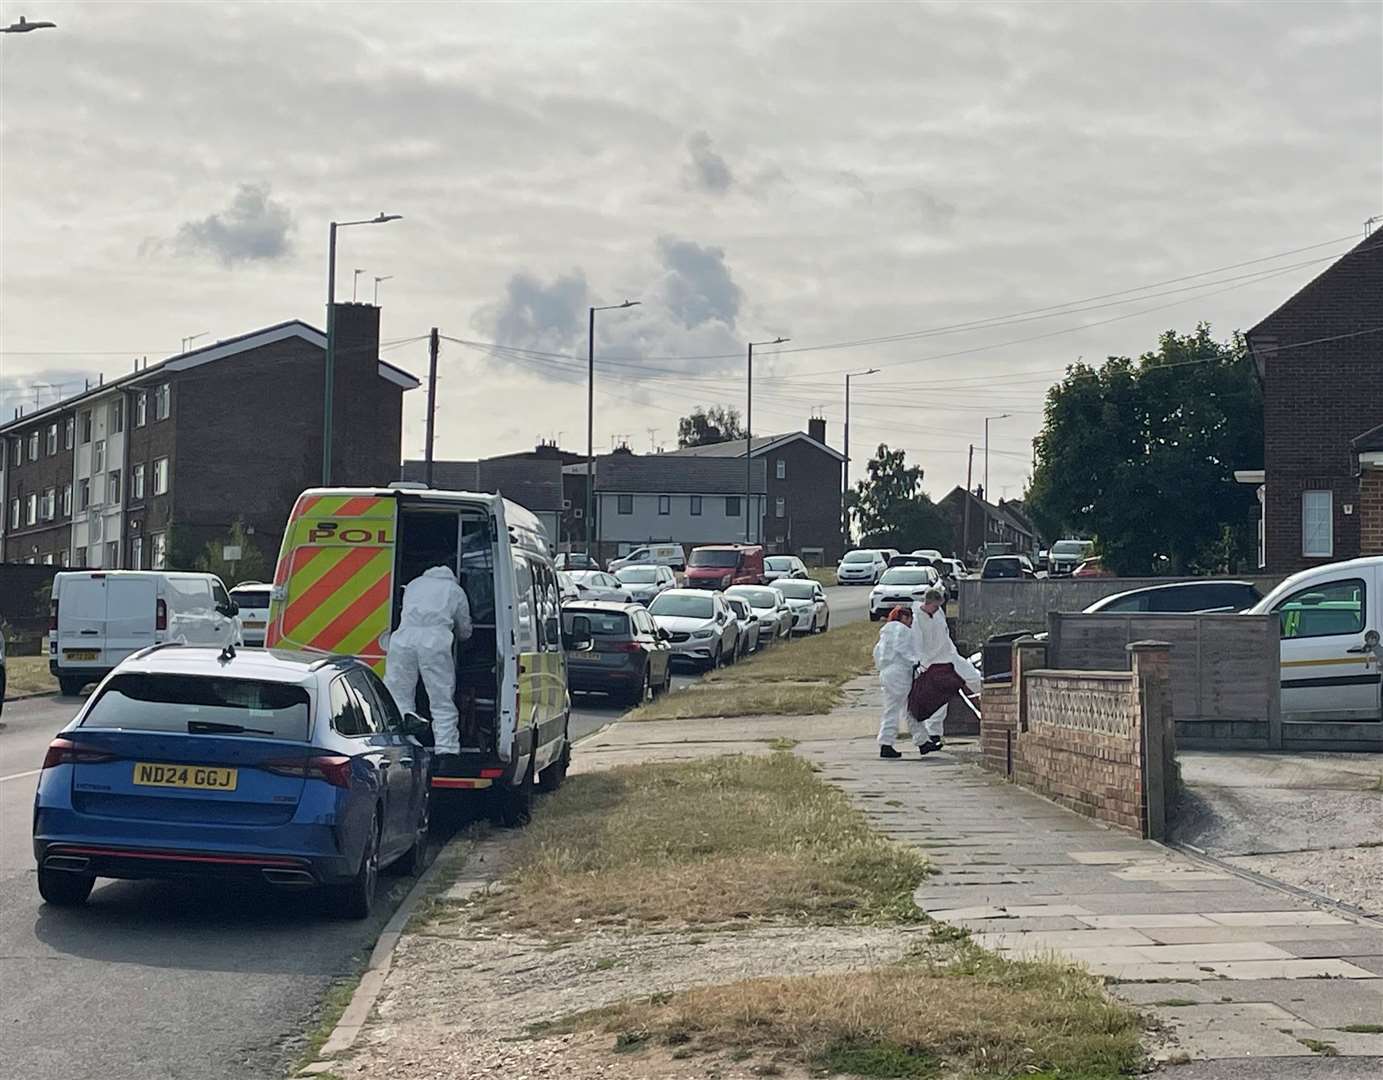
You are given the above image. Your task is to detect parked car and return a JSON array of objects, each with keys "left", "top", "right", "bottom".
[
  {"left": 608, "top": 543, "right": 687, "bottom": 573},
  {"left": 980, "top": 555, "right": 1036, "bottom": 580},
  {"left": 724, "top": 596, "right": 763, "bottom": 657},
  {"left": 648, "top": 589, "right": 739, "bottom": 670},
  {"left": 567, "top": 569, "right": 634, "bottom": 602},
  {"left": 614, "top": 564, "right": 678, "bottom": 605},
  {"left": 684, "top": 544, "right": 766, "bottom": 590},
  {"left": 554, "top": 552, "right": 603, "bottom": 572},
  {"left": 888, "top": 554, "right": 935, "bottom": 568},
  {"left": 32, "top": 646, "right": 432, "bottom": 917},
  {"left": 939, "top": 558, "right": 969, "bottom": 598},
  {"left": 561, "top": 601, "right": 672, "bottom": 705},
  {"left": 911, "top": 549, "right": 944, "bottom": 561},
  {"left": 1089, "top": 580, "right": 1263, "bottom": 614},
  {"left": 763, "top": 555, "right": 809, "bottom": 582},
  {"left": 725, "top": 584, "right": 793, "bottom": 643},
  {"left": 49, "top": 570, "right": 242, "bottom": 697},
  {"left": 557, "top": 571, "right": 582, "bottom": 604},
  {"left": 1072, "top": 557, "right": 1112, "bottom": 578},
  {"left": 869, "top": 566, "right": 943, "bottom": 619},
  {"left": 1048, "top": 539, "right": 1096, "bottom": 575},
  {"left": 775, "top": 579, "right": 830, "bottom": 634},
  {"left": 837, "top": 549, "right": 888, "bottom": 585},
  {"left": 229, "top": 581, "right": 272, "bottom": 647}
]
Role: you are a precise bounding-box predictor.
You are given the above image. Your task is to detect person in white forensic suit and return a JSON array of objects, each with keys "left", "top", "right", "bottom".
[
  {"left": 874, "top": 605, "right": 921, "bottom": 760},
  {"left": 910, "top": 587, "right": 981, "bottom": 755},
  {"left": 385, "top": 565, "right": 472, "bottom": 768}
]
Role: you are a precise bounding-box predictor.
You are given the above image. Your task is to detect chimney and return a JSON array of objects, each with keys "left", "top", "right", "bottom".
[{"left": 807, "top": 416, "right": 827, "bottom": 444}]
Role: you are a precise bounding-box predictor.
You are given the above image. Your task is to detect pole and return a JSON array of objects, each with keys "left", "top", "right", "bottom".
[
  {"left": 585, "top": 306, "right": 596, "bottom": 556},
  {"left": 322, "top": 221, "right": 337, "bottom": 486},
  {"left": 963, "top": 443, "right": 974, "bottom": 561},
  {"left": 843, "top": 373, "right": 851, "bottom": 550},
  {"left": 424, "top": 327, "right": 439, "bottom": 487},
  {"left": 745, "top": 342, "right": 753, "bottom": 543}
]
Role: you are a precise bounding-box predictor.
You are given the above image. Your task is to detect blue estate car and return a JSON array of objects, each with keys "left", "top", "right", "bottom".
[{"left": 33, "top": 645, "right": 431, "bottom": 918}]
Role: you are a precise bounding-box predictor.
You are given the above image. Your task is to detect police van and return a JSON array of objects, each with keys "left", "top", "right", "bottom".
[{"left": 266, "top": 485, "right": 587, "bottom": 824}]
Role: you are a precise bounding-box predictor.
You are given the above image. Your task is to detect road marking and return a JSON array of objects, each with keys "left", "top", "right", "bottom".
[{"left": 0, "top": 769, "right": 41, "bottom": 783}]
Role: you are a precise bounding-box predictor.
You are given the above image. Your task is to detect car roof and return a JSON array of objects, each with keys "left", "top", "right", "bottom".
[
  {"left": 111, "top": 645, "right": 357, "bottom": 682},
  {"left": 656, "top": 588, "right": 718, "bottom": 597},
  {"left": 1087, "top": 580, "right": 1254, "bottom": 609},
  {"left": 564, "top": 600, "right": 640, "bottom": 612}
]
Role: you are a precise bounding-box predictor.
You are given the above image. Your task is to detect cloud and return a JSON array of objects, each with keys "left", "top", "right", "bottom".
[
  {"left": 488, "top": 269, "right": 590, "bottom": 358},
  {"left": 655, "top": 236, "right": 741, "bottom": 328},
  {"left": 0, "top": 366, "right": 103, "bottom": 419},
  {"left": 684, "top": 131, "right": 733, "bottom": 195},
  {"left": 168, "top": 183, "right": 295, "bottom": 267}
]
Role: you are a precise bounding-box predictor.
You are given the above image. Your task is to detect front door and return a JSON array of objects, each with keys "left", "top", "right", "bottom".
[{"left": 1275, "top": 570, "right": 1381, "bottom": 723}]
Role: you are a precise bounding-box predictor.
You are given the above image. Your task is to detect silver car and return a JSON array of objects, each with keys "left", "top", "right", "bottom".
[
  {"left": 648, "top": 589, "right": 739, "bottom": 670},
  {"left": 724, "top": 595, "right": 762, "bottom": 656},
  {"left": 725, "top": 584, "right": 793, "bottom": 643},
  {"left": 774, "top": 579, "right": 831, "bottom": 634},
  {"left": 568, "top": 569, "right": 634, "bottom": 603},
  {"left": 763, "top": 555, "right": 809, "bottom": 583},
  {"left": 614, "top": 564, "right": 678, "bottom": 605}
]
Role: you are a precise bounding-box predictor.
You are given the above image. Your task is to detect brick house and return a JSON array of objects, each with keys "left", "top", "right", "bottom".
[
  {"left": 659, "top": 418, "right": 846, "bottom": 563},
  {"left": 1, "top": 303, "right": 417, "bottom": 571},
  {"left": 1240, "top": 229, "right": 1383, "bottom": 572},
  {"left": 939, "top": 485, "right": 1037, "bottom": 563},
  {"left": 1355, "top": 422, "right": 1383, "bottom": 557}
]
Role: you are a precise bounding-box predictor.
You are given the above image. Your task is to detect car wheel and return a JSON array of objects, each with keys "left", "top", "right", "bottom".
[
  {"left": 331, "top": 809, "right": 380, "bottom": 919},
  {"left": 37, "top": 866, "right": 95, "bottom": 907},
  {"left": 58, "top": 676, "right": 85, "bottom": 697},
  {"left": 538, "top": 726, "right": 570, "bottom": 792},
  {"left": 626, "top": 668, "right": 652, "bottom": 708},
  {"left": 869, "top": 610, "right": 880, "bottom": 621},
  {"left": 391, "top": 786, "right": 431, "bottom": 877},
  {"left": 661, "top": 665, "right": 673, "bottom": 695},
  {"left": 708, "top": 644, "right": 722, "bottom": 671},
  {"left": 819, "top": 614, "right": 829, "bottom": 633},
  {"left": 491, "top": 755, "right": 535, "bottom": 828}
]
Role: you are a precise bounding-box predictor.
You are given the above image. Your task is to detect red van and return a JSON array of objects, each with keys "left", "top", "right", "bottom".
[{"left": 684, "top": 545, "right": 766, "bottom": 590}]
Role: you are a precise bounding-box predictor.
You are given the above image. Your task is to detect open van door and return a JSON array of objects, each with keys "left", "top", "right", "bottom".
[{"left": 1274, "top": 565, "right": 1382, "bottom": 723}]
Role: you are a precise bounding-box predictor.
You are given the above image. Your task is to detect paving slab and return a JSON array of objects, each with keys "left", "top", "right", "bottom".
[
  {"left": 1151, "top": 1002, "right": 1317, "bottom": 1059},
  {"left": 1186, "top": 979, "right": 1383, "bottom": 1028}
]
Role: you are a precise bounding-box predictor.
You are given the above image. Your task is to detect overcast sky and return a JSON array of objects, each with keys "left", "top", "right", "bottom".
[{"left": 2, "top": 0, "right": 1379, "bottom": 502}]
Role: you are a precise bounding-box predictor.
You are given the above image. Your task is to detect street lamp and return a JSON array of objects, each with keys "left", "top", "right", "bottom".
[
  {"left": 323, "top": 212, "right": 401, "bottom": 486},
  {"left": 1, "top": 16, "right": 57, "bottom": 32},
  {"left": 373, "top": 275, "right": 393, "bottom": 304},
  {"left": 747, "top": 337, "right": 789, "bottom": 542},
  {"left": 351, "top": 269, "right": 366, "bottom": 302},
  {"left": 842, "top": 368, "right": 880, "bottom": 548},
  {"left": 180, "top": 331, "right": 209, "bottom": 354},
  {"left": 585, "top": 300, "right": 641, "bottom": 556},
  {"left": 984, "top": 413, "right": 1011, "bottom": 502}
]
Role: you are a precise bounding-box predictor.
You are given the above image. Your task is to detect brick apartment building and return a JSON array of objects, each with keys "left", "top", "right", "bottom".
[
  {"left": 1, "top": 303, "right": 417, "bottom": 571},
  {"left": 938, "top": 485, "right": 1037, "bottom": 562},
  {"left": 1239, "top": 228, "right": 1383, "bottom": 572}
]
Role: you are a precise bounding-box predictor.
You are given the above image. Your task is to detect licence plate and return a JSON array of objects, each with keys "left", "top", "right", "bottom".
[
  {"left": 65, "top": 650, "right": 99, "bottom": 661},
  {"left": 243, "top": 620, "right": 265, "bottom": 629},
  {"left": 133, "top": 763, "right": 238, "bottom": 791}
]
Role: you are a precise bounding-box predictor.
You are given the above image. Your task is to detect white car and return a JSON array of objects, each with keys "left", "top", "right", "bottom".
[
  {"left": 724, "top": 595, "right": 763, "bottom": 656},
  {"left": 869, "top": 566, "right": 942, "bottom": 620},
  {"left": 725, "top": 584, "right": 793, "bottom": 643},
  {"left": 567, "top": 569, "right": 633, "bottom": 603},
  {"left": 774, "top": 578, "right": 830, "bottom": 634},
  {"left": 608, "top": 543, "right": 687, "bottom": 573},
  {"left": 615, "top": 564, "right": 677, "bottom": 605},
  {"left": 911, "top": 549, "right": 944, "bottom": 561},
  {"left": 557, "top": 571, "right": 582, "bottom": 604},
  {"left": 763, "top": 555, "right": 809, "bottom": 583},
  {"left": 837, "top": 549, "right": 888, "bottom": 585},
  {"left": 229, "top": 581, "right": 272, "bottom": 647},
  {"left": 648, "top": 589, "right": 739, "bottom": 670}
]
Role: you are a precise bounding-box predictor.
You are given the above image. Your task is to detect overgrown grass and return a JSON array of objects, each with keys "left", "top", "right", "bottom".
[
  {"left": 4, "top": 655, "right": 57, "bottom": 697},
  {"left": 808, "top": 567, "right": 838, "bottom": 587},
  {"left": 628, "top": 618, "right": 877, "bottom": 721},
  {"left": 471, "top": 753, "right": 929, "bottom": 931},
  {"left": 549, "top": 942, "right": 1142, "bottom": 1079}
]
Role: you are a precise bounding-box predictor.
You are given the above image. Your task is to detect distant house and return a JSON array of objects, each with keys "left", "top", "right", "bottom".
[
  {"left": 563, "top": 453, "right": 767, "bottom": 560},
  {"left": 938, "top": 486, "right": 1036, "bottom": 562},
  {"left": 1239, "top": 229, "right": 1383, "bottom": 571},
  {"left": 660, "top": 417, "right": 846, "bottom": 562}
]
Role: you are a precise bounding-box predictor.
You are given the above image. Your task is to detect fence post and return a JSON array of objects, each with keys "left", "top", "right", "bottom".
[
  {"left": 1012, "top": 637, "right": 1049, "bottom": 735},
  {"left": 1129, "top": 640, "right": 1174, "bottom": 840}
]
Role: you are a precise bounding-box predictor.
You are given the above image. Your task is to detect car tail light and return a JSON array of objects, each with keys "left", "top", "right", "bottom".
[
  {"left": 479, "top": 768, "right": 504, "bottom": 779},
  {"left": 49, "top": 598, "right": 58, "bottom": 632},
  {"left": 607, "top": 641, "right": 642, "bottom": 653},
  {"left": 41, "top": 737, "right": 116, "bottom": 770},
  {"left": 264, "top": 755, "right": 353, "bottom": 788},
  {"left": 155, "top": 598, "right": 167, "bottom": 631}
]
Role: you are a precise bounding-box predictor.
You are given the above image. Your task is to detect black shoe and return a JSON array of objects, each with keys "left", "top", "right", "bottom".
[
  {"left": 917, "top": 740, "right": 940, "bottom": 757},
  {"left": 879, "top": 745, "right": 902, "bottom": 759}
]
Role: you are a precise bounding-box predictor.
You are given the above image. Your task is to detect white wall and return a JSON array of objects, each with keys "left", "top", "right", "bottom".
[
  {"left": 70, "top": 391, "right": 127, "bottom": 568},
  {"left": 597, "top": 491, "right": 767, "bottom": 547}
]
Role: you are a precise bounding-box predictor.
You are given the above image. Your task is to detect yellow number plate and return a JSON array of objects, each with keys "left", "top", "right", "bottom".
[
  {"left": 242, "top": 620, "right": 265, "bottom": 629},
  {"left": 65, "top": 650, "right": 98, "bottom": 661},
  {"left": 133, "top": 763, "right": 238, "bottom": 791}
]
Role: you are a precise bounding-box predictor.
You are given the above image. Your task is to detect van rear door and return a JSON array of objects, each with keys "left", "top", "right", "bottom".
[
  {"left": 104, "top": 575, "right": 158, "bottom": 661},
  {"left": 57, "top": 574, "right": 110, "bottom": 668}
]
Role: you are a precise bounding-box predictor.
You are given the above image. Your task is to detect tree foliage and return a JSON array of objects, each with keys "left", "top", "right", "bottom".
[
  {"left": 677, "top": 405, "right": 746, "bottom": 447},
  {"left": 193, "top": 519, "right": 271, "bottom": 586},
  {"left": 851, "top": 444, "right": 951, "bottom": 552},
  {"left": 1026, "top": 326, "right": 1262, "bottom": 576}
]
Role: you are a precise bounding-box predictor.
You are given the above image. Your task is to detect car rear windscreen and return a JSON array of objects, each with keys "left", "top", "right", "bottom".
[
  {"left": 776, "top": 581, "right": 816, "bottom": 599},
  {"left": 562, "top": 611, "right": 631, "bottom": 637},
  {"left": 649, "top": 594, "right": 714, "bottom": 618},
  {"left": 733, "top": 588, "right": 777, "bottom": 608},
  {"left": 617, "top": 568, "right": 658, "bottom": 583},
  {"left": 842, "top": 551, "right": 875, "bottom": 563},
  {"left": 231, "top": 589, "right": 271, "bottom": 609},
  {"left": 81, "top": 673, "right": 312, "bottom": 740},
  {"left": 688, "top": 549, "right": 740, "bottom": 568}
]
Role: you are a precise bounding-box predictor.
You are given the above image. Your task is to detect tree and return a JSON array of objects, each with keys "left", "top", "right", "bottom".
[
  {"left": 851, "top": 444, "right": 952, "bottom": 552},
  {"left": 193, "top": 519, "right": 271, "bottom": 587},
  {"left": 1026, "top": 325, "right": 1262, "bottom": 575},
  {"left": 677, "top": 405, "right": 745, "bottom": 448}
]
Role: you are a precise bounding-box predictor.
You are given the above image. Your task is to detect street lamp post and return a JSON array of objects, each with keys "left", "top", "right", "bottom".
[
  {"left": 585, "top": 300, "right": 641, "bottom": 556},
  {"left": 983, "top": 413, "right": 1011, "bottom": 502},
  {"left": 323, "top": 213, "right": 401, "bottom": 486},
  {"left": 351, "top": 269, "right": 366, "bottom": 302},
  {"left": 842, "top": 368, "right": 880, "bottom": 549},
  {"left": 373, "top": 275, "right": 392, "bottom": 305},
  {"left": 747, "top": 337, "right": 789, "bottom": 543}
]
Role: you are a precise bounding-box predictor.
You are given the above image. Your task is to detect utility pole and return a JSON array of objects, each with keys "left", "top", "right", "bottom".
[
  {"left": 842, "top": 368, "right": 880, "bottom": 550},
  {"left": 747, "top": 336, "right": 789, "bottom": 542},
  {"left": 424, "top": 327, "right": 439, "bottom": 487},
  {"left": 585, "top": 299, "right": 641, "bottom": 556},
  {"left": 983, "top": 412, "right": 1010, "bottom": 506},
  {"left": 963, "top": 443, "right": 974, "bottom": 562}
]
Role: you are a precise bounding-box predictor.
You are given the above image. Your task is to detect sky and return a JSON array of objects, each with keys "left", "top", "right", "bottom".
[{"left": 1, "top": 0, "right": 1380, "bottom": 504}]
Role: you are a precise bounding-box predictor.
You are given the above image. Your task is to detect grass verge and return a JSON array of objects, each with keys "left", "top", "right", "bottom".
[
  {"left": 628, "top": 618, "right": 877, "bottom": 721},
  {"left": 471, "top": 753, "right": 928, "bottom": 931},
  {"left": 5, "top": 655, "right": 57, "bottom": 698},
  {"left": 548, "top": 942, "right": 1142, "bottom": 1079},
  {"left": 808, "top": 567, "right": 838, "bottom": 587}
]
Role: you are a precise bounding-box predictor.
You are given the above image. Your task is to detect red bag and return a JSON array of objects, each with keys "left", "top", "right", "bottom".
[{"left": 908, "top": 662, "right": 965, "bottom": 721}]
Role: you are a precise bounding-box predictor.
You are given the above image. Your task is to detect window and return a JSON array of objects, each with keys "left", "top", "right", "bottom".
[
  {"left": 1302, "top": 490, "right": 1332, "bottom": 557},
  {"left": 154, "top": 383, "right": 171, "bottom": 421},
  {"left": 10, "top": 437, "right": 21, "bottom": 466},
  {"left": 42, "top": 488, "right": 55, "bottom": 520},
  {"left": 1275, "top": 578, "right": 1365, "bottom": 640},
  {"left": 28, "top": 431, "right": 39, "bottom": 460},
  {"left": 658, "top": 495, "right": 671, "bottom": 515},
  {"left": 129, "top": 535, "right": 143, "bottom": 570},
  {"left": 150, "top": 531, "right": 167, "bottom": 569},
  {"left": 344, "top": 669, "right": 385, "bottom": 734},
  {"left": 64, "top": 417, "right": 74, "bottom": 449},
  {"left": 725, "top": 496, "right": 741, "bottom": 516},
  {"left": 105, "top": 540, "right": 119, "bottom": 568},
  {"left": 58, "top": 549, "right": 68, "bottom": 566},
  {"left": 775, "top": 496, "right": 786, "bottom": 518},
  {"left": 775, "top": 458, "right": 785, "bottom": 480},
  {"left": 513, "top": 553, "right": 537, "bottom": 653},
  {"left": 617, "top": 494, "right": 633, "bottom": 515},
  {"left": 132, "top": 463, "right": 145, "bottom": 501},
  {"left": 153, "top": 456, "right": 169, "bottom": 495},
  {"left": 110, "top": 398, "right": 124, "bottom": 433},
  {"left": 46, "top": 424, "right": 57, "bottom": 455},
  {"left": 690, "top": 495, "right": 703, "bottom": 516},
  {"left": 8, "top": 498, "right": 18, "bottom": 529},
  {"left": 78, "top": 478, "right": 90, "bottom": 511},
  {"left": 93, "top": 439, "right": 105, "bottom": 474},
  {"left": 26, "top": 492, "right": 37, "bottom": 525},
  {"left": 108, "top": 469, "right": 121, "bottom": 505},
  {"left": 43, "top": 553, "right": 54, "bottom": 566},
  {"left": 79, "top": 411, "right": 92, "bottom": 444},
  {"left": 135, "top": 393, "right": 147, "bottom": 427},
  {"left": 61, "top": 482, "right": 71, "bottom": 516}
]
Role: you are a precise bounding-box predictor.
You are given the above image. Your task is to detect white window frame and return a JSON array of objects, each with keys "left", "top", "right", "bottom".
[
  {"left": 616, "top": 494, "right": 633, "bottom": 515},
  {"left": 26, "top": 492, "right": 37, "bottom": 525},
  {"left": 42, "top": 487, "right": 55, "bottom": 520},
  {"left": 151, "top": 531, "right": 167, "bottom": 570},
  {"left": 155, "top": 383, "right": 171, "bottom": 421},
  {"left": 690, "top": 495, "right": 703, "bottom": 517},
  {"left": 61, "top": 483, "right": 72, "bottom": 516},
  {"left": 93, "top": 439, "right": 105, "bottom": 474},
  {"left": 79, "top": 411, "right": 92, "bottom": 445},
  {"left": 64, "top": 417, "right": 74, "bottom": 449},
  {"left": 105, "top": 540, "right": 120, "bottom": 569},
  {"left": 153, "top": 456, "right": 169, "bottom": 496},
  {"left": 9, "top": 497, "right": 19, "bottom": 529},
  {"left": 657, "top": 495, "right": 670, "bottom": 516},
  {"left": 108, "top": 469, "right": 122, "bottom": 506},
  {"left": 775, "top": 496, "right": 786, "bottom": 519},
  {"left": 110, "top": 398, "right": 124, "bottom": 433},
  {"left": 775, "top": 458, "right": 785, "bottom": 480},
  {"left": 1302, "top": 490, "right": 1333, "bottom": 558},
  {"left": 28, "top": 431, "right": 39, "bottom": 460},
  {"left": 78, "top": 477, "right": 90, "bottom": 511},
  {"left": 130, "top": 535, "right": 143, "bottom": 570},
  {"left": 135, "top": 393, "right": 147, "bottom": 427},
  {"left": 11, "top": 437, "right": 22, "bottom": 465},
  {"left": 46, "top": 423, "right": 57, "bottom": 455},
  {"left": 132, "top": 463, "right": 145, "bottom": 501}
]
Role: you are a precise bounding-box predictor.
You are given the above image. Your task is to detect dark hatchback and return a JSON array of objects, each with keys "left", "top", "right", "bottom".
[{"left": 562, "top": 602, "right": 672, "bottom": 707}]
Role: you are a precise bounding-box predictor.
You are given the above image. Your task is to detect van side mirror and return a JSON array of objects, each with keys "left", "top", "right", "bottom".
[
  {"left": 399, "top": 711, "right": 432, "bottom": 739},
  {"left": 563, "top": 614, "right": 593, "bottom": 651}
]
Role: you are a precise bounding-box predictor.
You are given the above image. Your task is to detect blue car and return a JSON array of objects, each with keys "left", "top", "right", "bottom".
[{"left": 33, "top": 645, "right": 432, "bottom": 918}]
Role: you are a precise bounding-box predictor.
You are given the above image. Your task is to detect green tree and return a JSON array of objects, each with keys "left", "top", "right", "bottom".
[
  {"left": 1026, "top": 325, "right": 1262, "bottom": 575},
  {"left": 677, "top": 405, "right": 746, "bottom": 447},
  {"left": 852, "top": 444, "right": 952, "bottom": 552},
  {"left": 193, "top": 519, "right": 270, "bottom": 587}
]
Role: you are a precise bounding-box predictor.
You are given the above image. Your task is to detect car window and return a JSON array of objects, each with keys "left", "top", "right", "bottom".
[
  {"left": 776, "top": 580, "right": 816, "bottom": 600},
  {"left": 649, "top": 594, "right": 714, "bottom": 618},
  {"left": 345, "top": 668, "right": 387, "bottom": 733},
  {"left": 330, "top": 675, "right": 371, "bottom": 736},
  {"left": 81, "top": 674, "right": 312, "bottom": 740},
  {"left": 562, "top": 610, "right": 631, "bottom": 637},
  {"left": 1274, "top": 578, "right": 1366, "bottom": 640},
  {"left": 1098, "top": 593, "right": 1147, "bottom": 613},
  {"left": 231, "top": 588, "right": 271, "bottom": 609},
  {"left": 363, "top": 668, "right": 404, "bottom": 727}
]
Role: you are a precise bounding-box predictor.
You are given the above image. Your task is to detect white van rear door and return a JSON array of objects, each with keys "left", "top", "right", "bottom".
[
  {"left": 1276, "top": 566, "right": 1381, "bottom": 722},
  {"left": 105, "top": 576, "right": 158, "bottom": 661},
  {"left": 57, "top": 575, "right": 108, "bottom": 667},
  {"left": 490, "top": 500, "right": 518, "bottom": 762}
]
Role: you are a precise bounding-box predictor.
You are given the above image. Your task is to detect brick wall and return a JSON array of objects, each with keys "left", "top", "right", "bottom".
[
  {"left": 3, "top": 412, "right": 75, "bottom": 564},
  {"left": 760, "top": 437, "right": 844, "bottom": 562},
  {"left": 1361, "top": 471, "right": 1383, "bottom": 556}
]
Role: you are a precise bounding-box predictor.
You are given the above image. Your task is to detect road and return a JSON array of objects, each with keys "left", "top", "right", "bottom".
[{"left": 0, "top": 584, "right": 870, "bottom": 1079}]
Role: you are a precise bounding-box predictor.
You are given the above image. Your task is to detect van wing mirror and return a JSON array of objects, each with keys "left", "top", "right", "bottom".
[{"left": 564, "top": 614, "right": 593, "bottom": 651}]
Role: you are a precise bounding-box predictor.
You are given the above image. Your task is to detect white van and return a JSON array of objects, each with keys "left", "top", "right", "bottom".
[
  {"left": 229, "top": 581, "right": 272, "bottom": 646},
  {"left": 49, "top": 570, "right": 242, "bottom": 695},
  {"left": 1248, "top": 555, "right": 1382, "bottom": 727},
  {"left": 609, "top": 543, "right": 687, "bottom": 573}
]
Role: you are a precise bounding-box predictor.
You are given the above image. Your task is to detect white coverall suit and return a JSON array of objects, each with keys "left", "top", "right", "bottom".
[
  {"left": 385, "top": 566, "right": 473, "bottom": 756},
  {"left": 909, "top": 603, "right": 982, "bottom": 742},
  {"left": 874, "top": 620, "right": 922, "bottom": 747}
]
